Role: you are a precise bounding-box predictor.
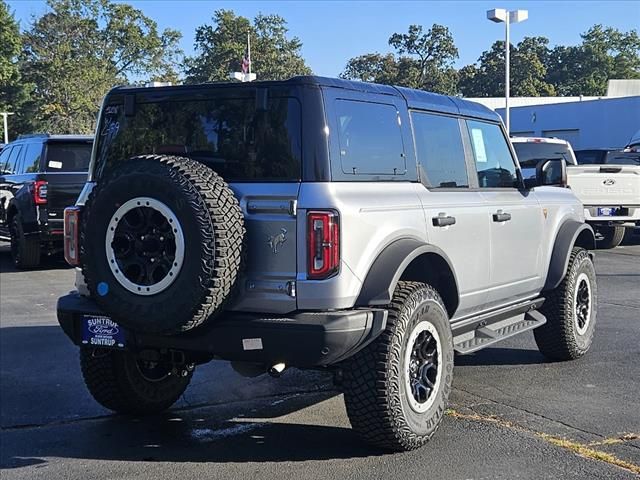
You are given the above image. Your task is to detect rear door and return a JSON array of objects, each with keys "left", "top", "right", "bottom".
[
  {"left": 410, "top": 111, "right": 491, "bottom": 318},
  {"left": 466, "top": 120, "right": 544, "bottom": 307}
]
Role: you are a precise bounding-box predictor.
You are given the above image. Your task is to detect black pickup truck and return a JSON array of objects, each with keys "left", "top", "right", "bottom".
[{"left": 0, "top": 134, "right": 92, "bottom": 268}]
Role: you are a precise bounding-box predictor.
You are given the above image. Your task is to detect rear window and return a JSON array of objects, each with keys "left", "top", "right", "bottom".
[
  {"left": 46, "top": 142, "right": 92, "bottom": 172},
  {"left": 604, "top": 151, "right": 640, "bottom": 166},
  {"left": 96, "top": 96, "right": 301, "bottom": 182},
  {"left": 512, "top": 142, "right": 573, "bottom": 168}
]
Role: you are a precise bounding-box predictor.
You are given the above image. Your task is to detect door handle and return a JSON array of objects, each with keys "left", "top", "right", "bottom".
[
  {"left": 493, "top": 211, "right": 512, "bottom": 222},
  {"left": 432, "top": 215, "right": 456, "bottom": 227}
]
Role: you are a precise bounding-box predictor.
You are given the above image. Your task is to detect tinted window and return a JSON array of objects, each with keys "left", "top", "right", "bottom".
[
  {"left": 97, "top": 97, "right": 301, "bottom": 182},
  {"left": 467, "top": 121, "right": 518, "bottom": 188},
  {"left": 45, "top": 142, "right": 92, "bottom": 172},
  {"left": 513, "top": 141, "right": 575, "bottom": 179},
  {"left": 4, "top": 145, "right": 23, "bottom": 175},
  {"left": 335, "top": 99, "right": 405, "bottom": 175},
  {"left": 23, "top": 143, "right": 43, "bottom": 173},
  {"left": 605, "top": 151, "right": 640, "bottom": 166},
  {"left": 411, "top": 112, "right": 468, "bottom": 188},
  {"left": 0, "top": 147, "right": 12, "bottom": 174},
  {"left": 575, "top": 150, "right": 604, "bottom": 165}
]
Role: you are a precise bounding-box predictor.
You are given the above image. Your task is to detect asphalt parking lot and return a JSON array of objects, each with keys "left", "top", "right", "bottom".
[{"left": 1, "top": 239, "right": 639, "bottom": 480}]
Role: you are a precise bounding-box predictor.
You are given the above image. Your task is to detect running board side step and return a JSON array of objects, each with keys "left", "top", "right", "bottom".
[{"left": 452, "top": 299, "right": 547, "bottom": 354}]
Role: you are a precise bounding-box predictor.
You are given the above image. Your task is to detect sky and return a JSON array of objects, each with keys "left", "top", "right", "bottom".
[{"left": 7, "top": 0, "right": 640, "bottom": 77}]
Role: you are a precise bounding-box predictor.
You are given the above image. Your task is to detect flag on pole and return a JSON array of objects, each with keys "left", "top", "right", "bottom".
[
  {"left": 241, "top": 33, "right": 251, "bottom": 74},
  {"left": 241, "top": 48, "right": 250, "bottom": 74}
]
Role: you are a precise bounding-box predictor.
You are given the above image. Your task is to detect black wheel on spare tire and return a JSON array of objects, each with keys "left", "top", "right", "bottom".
[
  {"left": 9, "top": 213, "right": 41, "bottom": 268},
  {"left": 596, "top": 225, "right": 625, "bottom": 249},
  {"left": 342, "top": 281, "right": 454, "bottom": 451},
  {"left": 534, "top": 247, "right": 597, "bottom": 361},
  {"left": 80, "top": 348, "right": 192, "bottom": 414},
  {"left": 81, "top": 155, "right": 244, "bottom": 334}
]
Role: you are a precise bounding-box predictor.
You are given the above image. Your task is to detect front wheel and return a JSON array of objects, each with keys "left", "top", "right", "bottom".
[
  {"left": 534, "top": 247, "right": 597, "bottom": 361},
  {"left": 342, "top": 281, "right": 454, "bottom": 451},
  {"left": 80, "top": 348, "right": 192, "bottom": 414}
]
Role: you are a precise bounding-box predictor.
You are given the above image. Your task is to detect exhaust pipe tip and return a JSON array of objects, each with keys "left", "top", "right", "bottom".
[{"left": 268, "top": 362, "right": 286, "bottom": 377}]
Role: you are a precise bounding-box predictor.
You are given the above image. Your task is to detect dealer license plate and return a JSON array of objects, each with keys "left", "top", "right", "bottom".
[
  {"left": 81, "top": 315, "right": 126, "bottom": 348},
  {"left": 597, "top": 207, "right": 618, "bottom": 217}
]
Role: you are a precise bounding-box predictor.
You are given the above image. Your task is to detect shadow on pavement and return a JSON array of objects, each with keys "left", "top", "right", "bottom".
[
  {"left": 1, "top": 390, "right": 386, "bottom": 468},
  {"left": 455, "top": 347, "right": 547, "bottom": 366}
]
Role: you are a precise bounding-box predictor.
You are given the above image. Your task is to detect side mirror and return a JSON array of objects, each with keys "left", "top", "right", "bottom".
[{"left": 524, "top": 158, "right": 567, "bottom": 189}]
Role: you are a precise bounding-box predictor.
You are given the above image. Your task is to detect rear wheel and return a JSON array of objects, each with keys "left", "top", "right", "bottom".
[
  {"left": 9, "top": 214, "right": 41, "bottom": 268},
  {"left": 596, "top": 225, "right": 625, "bottom": 249},
  {"left": 535, "top": 247, "right": 597, "bottom": 361},
  {"left": 342, "top": 282, "right": 453, "bottom": 451},
  {"left": 80, "top": 348, "right": 192, "bottom": 414}
]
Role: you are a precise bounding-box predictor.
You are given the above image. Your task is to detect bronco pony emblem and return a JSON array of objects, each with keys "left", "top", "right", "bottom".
[{"left": 267, "top": 228, "right": 287, "bottom": 253}]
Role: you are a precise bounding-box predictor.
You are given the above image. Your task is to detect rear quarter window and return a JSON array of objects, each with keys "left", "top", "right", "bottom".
[{"left": 334, "top": 99, "right": 405, "bottom": 176}]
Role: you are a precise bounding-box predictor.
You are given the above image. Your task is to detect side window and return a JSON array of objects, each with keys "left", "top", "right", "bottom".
[
  {"left": 23, "top": 143, "right": 43, "bottom": 173},
  {"left": 4, "top": 146, "right": 23, "bottom": 175},
  {"left": 411, "top": 111, "right": 468, "bottom": 188},
  {"left": 467, "top": 120, "right": 518, "bottom": 188},
  {"left": 0, "top": 147, "right": 12, "bottom": 174},
  {"left": 335, "top": 99, "right": 405, "bottom": 175}
]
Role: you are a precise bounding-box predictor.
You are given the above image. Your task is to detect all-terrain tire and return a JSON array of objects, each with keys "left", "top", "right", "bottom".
[
  {"left": 9, "top": 214, "right": 41, "bottom": 268},
  {"left": 342, "top": 281, "right": 454, "bottom": 451},
  {"left": 535, "top": 247, "right": 597, "bottom": 361},
  {"left": 81, "top": 155, "right": 244, "bottom": 334},
  {"left": 597, "top": 225, "right": 625, "bottom": 249},
  {"left": 80, "top": 348, "right": 192, "bottom": 414}
]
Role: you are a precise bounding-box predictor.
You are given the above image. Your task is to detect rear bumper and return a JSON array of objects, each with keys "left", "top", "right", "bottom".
[
  {"left": 57, "top": 293, "right": 387, "bottom": 368},
  {"left": 584, "top": 206, "right": 640, "bottom": 223}
]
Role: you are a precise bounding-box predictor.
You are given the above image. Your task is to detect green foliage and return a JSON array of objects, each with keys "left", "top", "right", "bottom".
[
  {"left": 0, "top": 1, "right": 31, "bottom": 141},
  {"left": 184, "top": 9, "right": 311, "bottom": 83},
  {"left": 458, "top": 37, "right": 555, "bottom": 97},
  {"left": 20, "top": 0, "right": 182, "bottom": 134},
  {"left": 342, "top": 24, "right": 459, "bottom": 95},
  {"left": 548, "top": 25, "right": 640, "bottom": 95},
  {"left": 460, "top": 26, "right": 640, "bottom": 97}
]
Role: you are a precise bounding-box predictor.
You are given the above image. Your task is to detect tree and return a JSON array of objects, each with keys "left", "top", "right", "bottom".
[
  {"left": 547, "top": 25, "right": 640, "bottom": 96},
  {"left": 341, "top": 24, "right": 459, "bottom": 95},
  {"left": 184, "top": 9, "right": 311, "bottom": 83},
  {"left": 458, "top": 37, "right": 555, "bottom": 97},
  {"left": 20, "top": 0, "right": 182, "bottom": 134},
  {"left": 0, "top": 1, "right": 31, "bottom": 141}
]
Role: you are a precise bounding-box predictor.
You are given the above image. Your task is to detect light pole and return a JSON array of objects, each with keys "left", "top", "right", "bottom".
[
  {"left": 487, "top": 8, "right": 528, "bottom": 134},
  {"left": 1, "top": 112, "right": 14, "bottom": 144}
]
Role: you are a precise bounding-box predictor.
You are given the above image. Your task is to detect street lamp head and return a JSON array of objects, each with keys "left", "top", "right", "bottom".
[
  {"left": 487, "top": 8, "right": 507, "bottom": 23},
  {"left": 509, "top": 10, "right": 529, "bottom": 24}
]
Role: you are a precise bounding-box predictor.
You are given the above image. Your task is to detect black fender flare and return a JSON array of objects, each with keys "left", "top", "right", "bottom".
[
  {"left": 544, "top": 220, "right": 596, "bottom": 291},
  {"left": 355, "top": 237, "right": 459, "bottom": 310}
]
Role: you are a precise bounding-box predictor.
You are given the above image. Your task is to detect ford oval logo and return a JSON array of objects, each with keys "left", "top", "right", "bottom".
[
  {"left": 88, "top": 324, "right": 119, "bottom": 335},
  {"left": 603, "top": 178, "right": 616, "bottom": 186}
]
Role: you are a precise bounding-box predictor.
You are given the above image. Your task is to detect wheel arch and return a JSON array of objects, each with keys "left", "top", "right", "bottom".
[
  {"left": 544, "top": 220, "right": 595, "bottom": 291},
  {"left": 355, "top": 238, "right": 459, "bottom": 318}
]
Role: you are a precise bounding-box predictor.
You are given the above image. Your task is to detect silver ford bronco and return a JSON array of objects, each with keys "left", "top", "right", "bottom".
[{"left": 57, "top": 76, "right": 597, "bottom": 451}]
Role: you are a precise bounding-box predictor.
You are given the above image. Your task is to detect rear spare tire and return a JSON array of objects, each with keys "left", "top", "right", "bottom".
[{"left": 81, "top": 155, "right": 244, "bottom": 334}]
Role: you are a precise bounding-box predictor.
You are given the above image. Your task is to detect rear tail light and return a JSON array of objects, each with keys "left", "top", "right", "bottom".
[
  {"left": 33, "top": 180, "right": 48, "bottom": 205},
  {"left": 64, "top": 206, "right": 81, "bottom": 266},
  {"left": 307, "top": 210, "right": 340, "bottom": 280}
]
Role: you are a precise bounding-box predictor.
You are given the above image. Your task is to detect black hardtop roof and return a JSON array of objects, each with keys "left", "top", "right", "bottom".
[
  {"left": 111, "top": 75, "right": 500, "bottom": 122},
  {"left": 16, "top": 133, "right": 93, "bottom": 143}
]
